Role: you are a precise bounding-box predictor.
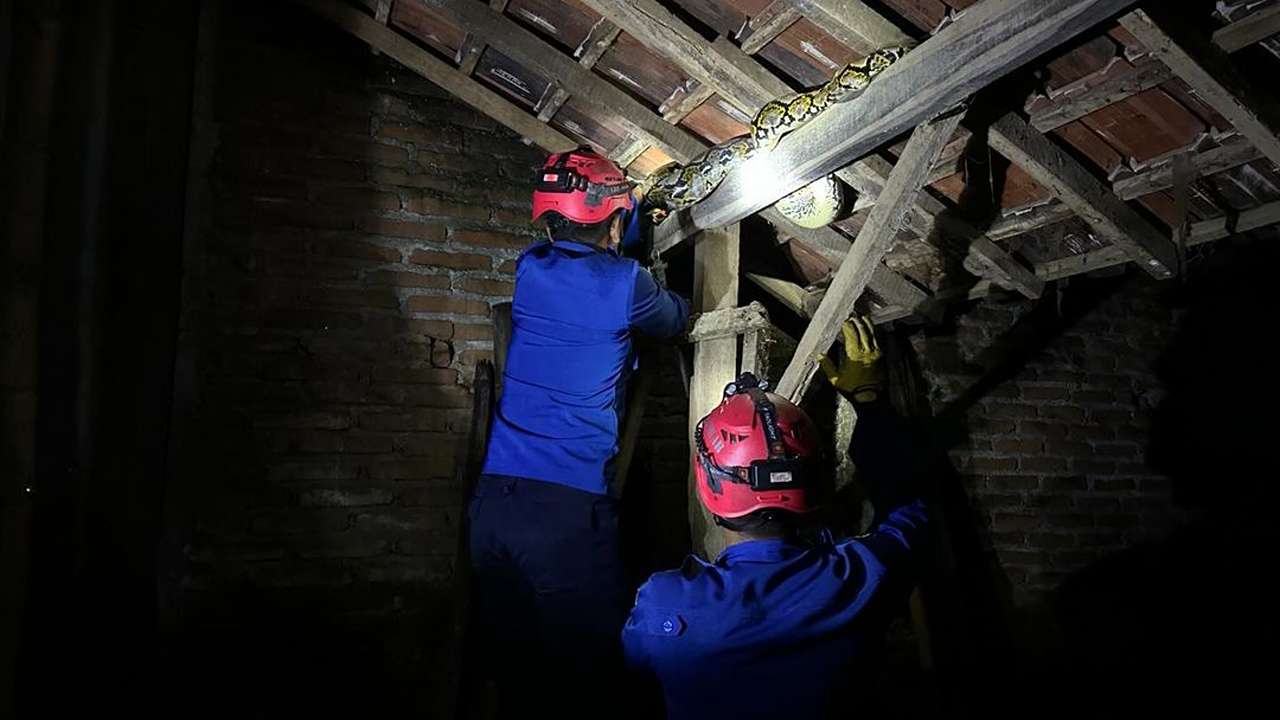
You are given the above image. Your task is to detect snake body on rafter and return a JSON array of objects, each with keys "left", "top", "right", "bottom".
[{"left": 642, "top": 46, "right": 908, "bottom": 229}]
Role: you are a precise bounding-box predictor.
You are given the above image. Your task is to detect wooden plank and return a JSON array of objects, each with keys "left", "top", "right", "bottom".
[
  {"left": 577, "top": 0, "right": 783, "bottom": 117},
  {"left": 759, "top": 208, "right": 932, "bottom": 312},
  {"left": 686, "top": 302, "right": 772, "bottom": 342},
  {"left": 1033, "top": 198, "right": 1280, "bottom": 281},
  {"left": 660, "top": 83, "right": 716, "bottom": 123},
  {"left": 988, "top": 112, "right": 1177, "bottom": 278},
  {"left": 688, "top": 224, "right": 741, "bottom": 561},
  {"left": 575, "top": 17, "right": 622, "bottom": 67},
  {"left": 1113, "top": 134, "right": 1263, "bottom": 201},
  {"left": 740, "top": 1, "right": 804, "bottom": 55},
  {"left": 1188, "top": 199, "right": 1280, "bottom": 245},
  {"left": 746, "top": 273, "right": 822, "bottom": 317},
  {"left": 655, "top": 0, "right": 1144, "bottom": 249},
  {"left": 1029, "top": 59, "right": 1172, "bottom": 132},
  {"left": 428, "top": 0, "right": 706, "bottom": 161},
  {"left": 855, "top": 154, "right": 1046, "bottom": 298},
  {"left": 796, "top": 0, "right": 915, "bottom": 52},
  {"left": 1121, "top": 8, "right": 1280, "bottom": 170},
  {"left": 536, "top": 86, "right": 569, "bottom": 121},
  {"left": 296, "top": 0, "right": 576, "bottom": 152},
  {"left": 456, "top": 34, "right": 484, "bottom": 75},
  {"left": 611, "top": 137, "right": 651, "bottom": 170},
  {"left": 1213, "top": 4, "right": 1280, "bottom": 53},
  {"left": 777, "top": 112, "right": 965, "bottom": 402},
  {"left": 986, "top": 202, "right": 1077, "bottom": 241}
]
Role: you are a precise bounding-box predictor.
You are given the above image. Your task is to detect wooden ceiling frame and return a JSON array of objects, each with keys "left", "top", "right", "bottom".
[{"left": 302, "top": 0, "right": 1280, "bottom": 323}]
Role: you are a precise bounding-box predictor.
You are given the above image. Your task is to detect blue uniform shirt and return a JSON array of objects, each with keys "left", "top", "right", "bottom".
[
  {"left": 482, "top": 236, "right": 688, "bottom": 495},
  {"left": 622, "top": 500, "right": 928, "bottom": 720}
]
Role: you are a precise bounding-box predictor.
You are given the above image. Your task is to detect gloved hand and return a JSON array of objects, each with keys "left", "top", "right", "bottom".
[{"left": 817, "top": 316, "right": 884, "bottom": 403}]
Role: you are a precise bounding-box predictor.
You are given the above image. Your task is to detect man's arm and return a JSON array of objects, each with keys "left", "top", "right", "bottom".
[
  {"left": 630, "top": 267, "right": 689, "bottom": 339},
  {"left": 820, "top": 317, "right": 929, "bottom": 565}
]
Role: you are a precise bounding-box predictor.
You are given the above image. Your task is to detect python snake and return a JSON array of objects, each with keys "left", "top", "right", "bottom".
[{"left": 642, "top": 46, "right": 908, "bottom": 229}]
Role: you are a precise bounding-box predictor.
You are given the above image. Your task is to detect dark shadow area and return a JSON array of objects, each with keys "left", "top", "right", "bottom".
[{"left": 995, "top": 233, "right": 1280, "bottom": 718}]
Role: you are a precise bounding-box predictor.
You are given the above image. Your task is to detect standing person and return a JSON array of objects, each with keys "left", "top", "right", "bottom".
[
  {"left": 469, "top": 147, "right": 688, "bottom": 717},
  {"left": 622, "top": 318, "right": 929, "bottom": 719}
]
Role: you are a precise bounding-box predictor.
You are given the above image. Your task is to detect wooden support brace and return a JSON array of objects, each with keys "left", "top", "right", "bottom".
[
  {"left": 776, "top": 111, "right": 966, "bottom": 402},
  {"left": 987, "top": 112, "right": 1178, "bottom": 278},
  {"left": 295, "top": 0, "right": 576, "bottom": 152},
  {"left": 687, "top": 224, "right": 741, "bottom": 560},
  {"left": 740, "top": 1, "right": 804, "bottom": 55},
  {"left": 795, "top": 0, "right": 915, "bottom": 52},
  {"left": 1121, "top": 8, "right": 1280, "bottom": 170},
  {"left": 654, "top": 0, "right": 1143, "bottom": 249},
  {"left": 1213, "top": 4, "right": 1280, "bottom": 53}
]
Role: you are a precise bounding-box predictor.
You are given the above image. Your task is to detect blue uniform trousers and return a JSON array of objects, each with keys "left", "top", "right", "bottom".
[{"left": 467, "top": 474, "right": 629, "bottom": 718}]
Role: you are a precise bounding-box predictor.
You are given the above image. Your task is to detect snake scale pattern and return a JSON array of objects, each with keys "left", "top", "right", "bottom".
[{"left": 643, "top": 46, "right": 909, "bottom": 229}]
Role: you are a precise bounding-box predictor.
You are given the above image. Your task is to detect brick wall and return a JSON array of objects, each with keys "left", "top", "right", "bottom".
[
  {"left": 913, "top": 274, "right": 1184, "bottom": 606},
  {"left": 165, "top": 5, "right": 544, "bottom": 712}
]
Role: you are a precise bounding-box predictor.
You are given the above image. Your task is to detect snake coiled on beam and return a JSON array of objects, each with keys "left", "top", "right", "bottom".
[{"left": 643, "top": 46, "right": 909, "bottom": 229}]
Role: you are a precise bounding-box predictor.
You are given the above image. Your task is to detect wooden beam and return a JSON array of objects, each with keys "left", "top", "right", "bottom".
[
  {"left": 686, "top": 302, "right": 772, "bottom": 343},
  {"left": 740, "top": 1, "right": 804, "bottom": 55},
  {"left": 777, "top": 112, "right": 965, "bottom": 402},
  {"left": 688, "top": 225, "right": 741, "bottom": 560},
  {"left": 576, "top": 17, "right": 622, "bottom": 67},
  {"left": 796, "top": 0, "right": 914, "bottom": 51},
  {"left": 1121, "top": 8, "right": 1280, "bottom": 170},
  {"left": 1028, "top": 59, "right": 1172, "bottom": 132},
  {"left": 762, "top": 210, "right": 931, "bottom": 312},
  {"left": 985, "top": 202, "right": 1077, "bottom": 242},
  {"left": 1213, "top": 4, "right": 1280, "bottom": 53},
  {"left": 1187, "top": 199, "right": 1280, "bottom": 245},
  {"left": 988, "top": 112, "right": 1177, "bottom": 278},
  {"left": 602, "top": 0, "right": 1032, "bottom": 297},
  {"left": 428, "top": 0, "right": 706, "bottom": 161},
  {"left": 1113, "top": 134, "right": 1263, "bottom": 201},
  {"left": 296, "top": 0, "right": 575, "bottom": 152},
  {"left": 611, "top": 138, "right": 650, "bottom": 170},
  {"left": 660, "top": 83, "right": 716, "bottom": 123},
  {"left": 536, "top": 86, "right": 570, "bottom": 122},
  {"left": 746, "top": 273, "right": 822, "bottom": 317},
  {"left": 1036, "top": 200, "right": 1280, "bottom": 280},
  {"left": 576, "top": 0, "right": 783, "bottom": 118},
  {"left": 855, "top": 154, "right": 1046, "bottom": 298},
  {"left": 655, "top": 0, "right": 1144, "bottom": 249}
]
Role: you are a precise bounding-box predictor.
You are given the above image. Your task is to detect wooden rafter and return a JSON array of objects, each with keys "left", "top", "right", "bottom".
[
  {"left": 591, "top": 0, "right": 1037, "bottom": 298},
  {"left": 296, "top": 0, "right": 576, "bottom": 152},
  {"left": 1121, "top": 8, "right": 1280, "bottom": 169},
  {"left": 534, "top": 17, "right": 620, "bottom": 123},
  {"left": 795, "top": 0, "right": 915, "bottom": 51},
  {"left": 1212, "top": 4, "right": 1280, "bottom": 53},
  {"left": 426, "top": 0, "right": 705, "bottom": 161},
  {"left": 455, "top": 0, "right": 508, "bottom": 75},
  {"left": 1036, "top": 199, "right": 1280, "bottom": 279},
  {"left": 653, "top": 0, "right": 1145, "bottom": 249},
  {"left": 776, "top": 112, "right": 967, "bottom": 402},
  {"left": 1112, "top": 134, "right": 1262, "bottom": 201},
  {"left": 740, "top": 1, "right": 804, "bottom": 55},
  {"left": 1027, "top": 58, "right": 1172, "bottom": 132},
  {"left": 988, "top": 112, "right": 1178, "bottom": 278}
]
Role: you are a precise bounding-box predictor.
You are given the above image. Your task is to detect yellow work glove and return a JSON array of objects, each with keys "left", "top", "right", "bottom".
[{"left": 817, "top": 316, "right": 884, "bottom": 403}]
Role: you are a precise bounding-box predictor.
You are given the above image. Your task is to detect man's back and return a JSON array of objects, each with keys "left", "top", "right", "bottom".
[
  {"left": 623, "top": 501, "right": 927, "bottom": 720},
  {"left": 482, "top": 239, "right": 686, "bottom": 495}
]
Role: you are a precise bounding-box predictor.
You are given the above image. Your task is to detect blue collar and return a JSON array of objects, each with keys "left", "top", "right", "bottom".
[
  {"left": 549, "top": 238, "right": 618, "bottom": 257},
  {"left": 715, "top": 537, "right": 808, "bottom": 565}
]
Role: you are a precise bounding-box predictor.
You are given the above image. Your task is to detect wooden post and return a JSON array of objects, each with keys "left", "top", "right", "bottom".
[{"left": 687, "top": 224, "right": 740, "bottom": 560}]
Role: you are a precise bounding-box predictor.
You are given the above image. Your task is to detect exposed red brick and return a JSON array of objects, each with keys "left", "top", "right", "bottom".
[
  {"left": 377, "top": 123, "right": 462, "bottom": 151},
  {"left": 359, "top": 216, "right": 446, "bottom": 241},
  {"left": 405, "top": 294, "right": 491, "bottom": 317},
  {"left": 407, "top": 194, "right": 490, "bottom": 220},
  {"left": 312, "top": 186, "right": 401, "bottom": 210},
  {"left": 453, "top": 323, "right": 494, "bottom": 342},
  {"left": 456, "top": 277, "right": 514, "bottom": 296},
  {"left": 409, "top": 249, "right": 490, "bottom": 270},
  {"left": 363, "top": 270, "right": 448, "bottom": 289},
  {"left": 451, "top": 229, "right": 531, "bottom": 250}
]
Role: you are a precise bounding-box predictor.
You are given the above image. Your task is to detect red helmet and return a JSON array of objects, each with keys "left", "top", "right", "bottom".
[
  {"left": 531, "top": 147, "right": 635, "bottom": 225},
  {"left": 693, "top": 373, "right": 820, "bottom": 520}
]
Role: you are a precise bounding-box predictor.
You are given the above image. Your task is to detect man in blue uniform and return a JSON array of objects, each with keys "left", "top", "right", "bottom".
[
  {"left": 469, "top": 148, "right": 688, "bottom": 716},
  {"left": 623, "top": 317, "right": 929, "bottom": 719}
]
